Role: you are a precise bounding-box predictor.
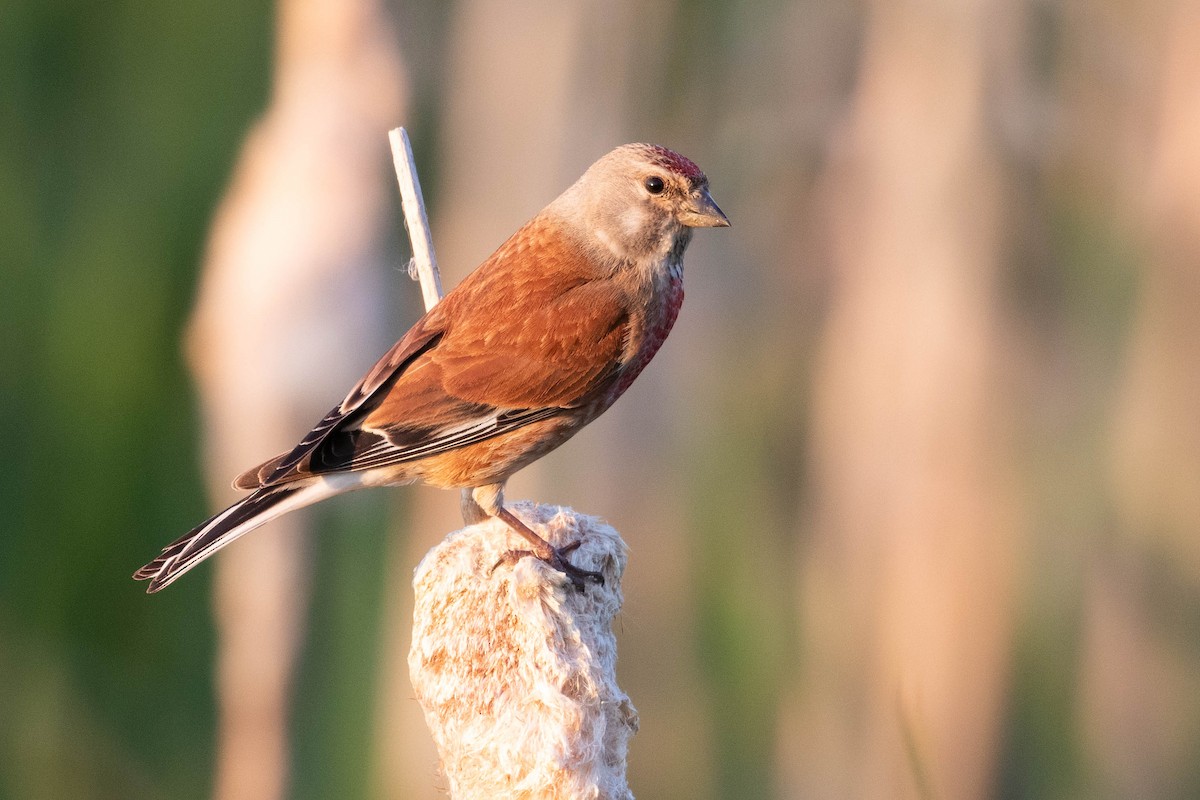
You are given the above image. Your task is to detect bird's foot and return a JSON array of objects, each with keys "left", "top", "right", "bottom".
[
  {"left": 490, "top": 505, "right": 604, "bottom": 590},
  {"left": 492, "top": 540, "right": 604, "bottom": 590}
]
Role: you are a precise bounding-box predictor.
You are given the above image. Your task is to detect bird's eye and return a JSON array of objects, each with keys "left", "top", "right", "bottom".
[{"left": 644, "top": 175, "right": 665, "bottom": 195}]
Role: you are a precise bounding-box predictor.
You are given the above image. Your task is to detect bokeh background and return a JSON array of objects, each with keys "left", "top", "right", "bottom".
[{"left": 3, "top": 0, "right": 1199, "bottom": 798}]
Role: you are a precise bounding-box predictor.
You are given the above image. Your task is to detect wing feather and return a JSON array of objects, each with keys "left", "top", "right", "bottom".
[{"left": 244, "top": 214, "right": 633, "bottom": 487}]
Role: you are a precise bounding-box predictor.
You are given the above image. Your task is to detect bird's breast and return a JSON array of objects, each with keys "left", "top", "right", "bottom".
[{"left": 607, "top": 266, "right": 684, "bottom": 403}]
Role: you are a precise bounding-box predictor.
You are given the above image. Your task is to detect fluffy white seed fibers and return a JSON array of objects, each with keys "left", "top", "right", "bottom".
[{"left": 408, "top": 502, "right": 638, "bottom": 799}]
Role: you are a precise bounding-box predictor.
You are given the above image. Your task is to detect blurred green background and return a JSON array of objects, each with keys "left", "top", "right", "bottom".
[
  {"left": 3, "top": 1, "right": 1200, "bottom": 799},
  {"left": 1, "top": 0, "right": 266, "bottom": 796}
]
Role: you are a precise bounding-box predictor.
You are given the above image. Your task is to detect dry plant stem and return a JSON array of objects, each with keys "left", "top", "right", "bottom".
[
  {"left": 408, "top": 504, "right": 637, "bottom": 800},
  {"left": 389, "top": 127, "right": 443, "bottom": 311},
  {"left": 389, "top": 128, "right": 481, "bottom": 525}
]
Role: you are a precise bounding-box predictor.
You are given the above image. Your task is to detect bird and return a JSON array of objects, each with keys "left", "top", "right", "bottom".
[{"left": 135, "top": 143, "right": 729, "bottom": 593}]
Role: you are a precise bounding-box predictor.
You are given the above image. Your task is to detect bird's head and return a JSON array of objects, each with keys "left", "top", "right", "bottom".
[{"left": 551, "top": 143, "right": 729, "bottom": 267}]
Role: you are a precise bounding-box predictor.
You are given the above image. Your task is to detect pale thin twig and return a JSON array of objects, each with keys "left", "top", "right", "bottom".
[{"left": 388, "top": 127, "right": 443, "bottom": 311}]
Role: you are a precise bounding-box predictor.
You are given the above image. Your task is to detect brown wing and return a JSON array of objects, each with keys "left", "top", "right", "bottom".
[
  {"left": 239, "top": 214, "right": 632, "bottom": 486},
  {"left": 381, "top": 280, "right": 629, "bottom": 411}
]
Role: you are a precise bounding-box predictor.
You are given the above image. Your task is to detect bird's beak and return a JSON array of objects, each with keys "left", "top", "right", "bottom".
[{"left": 680, "top": 186, "right": 731, "bottom": 228}]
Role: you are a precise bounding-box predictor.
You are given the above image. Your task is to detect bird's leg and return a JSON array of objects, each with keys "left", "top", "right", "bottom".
[
  {"left": 460, "top": 488, "right": 489, "bottom": 525},
  {"left": 471, "top": 484, "right": 604, "bottom": 590}
]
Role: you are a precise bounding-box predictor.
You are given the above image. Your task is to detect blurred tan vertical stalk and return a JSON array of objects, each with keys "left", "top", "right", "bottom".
[
  {"left": 185, "top": 0, "right": 405, "bottom": 797},
  {"left": 372, "top": 5, "right": 589, "bottom": 794},
  {"left": 371, "top": 2, "right": 704, "bottom": 797},
  {"left": 1088, "top": 5, "right": 1200, "bottom": 795},
  {"left": 793, "top": 0, "right": 1020, "bottom": 797}
]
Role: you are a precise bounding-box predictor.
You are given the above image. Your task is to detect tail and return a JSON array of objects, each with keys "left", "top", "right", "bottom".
[{"left": 134, "top": 476, "right": 355, "bottom": 593}]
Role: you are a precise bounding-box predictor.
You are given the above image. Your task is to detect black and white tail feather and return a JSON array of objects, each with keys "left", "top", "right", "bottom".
[
  {"left": 134, "top": 324, "right": 441, "bottom": 593},
  {"left": 133, "top": 475, "right": 362, "bottom": 593}
]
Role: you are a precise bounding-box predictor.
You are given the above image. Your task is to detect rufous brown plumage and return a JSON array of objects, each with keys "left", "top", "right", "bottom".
[{"left": 135, "top": 142, "right": 729, "bottom": 592}]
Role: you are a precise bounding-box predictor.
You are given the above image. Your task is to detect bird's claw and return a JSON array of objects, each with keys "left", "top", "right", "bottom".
[{"left": 491, "top": 540, "right": 604, "bottom": 591}]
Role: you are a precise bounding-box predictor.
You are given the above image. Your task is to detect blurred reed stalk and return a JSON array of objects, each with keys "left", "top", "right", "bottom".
[{"left": 185, "top": 0, "right": 405, "bottom": 797}]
